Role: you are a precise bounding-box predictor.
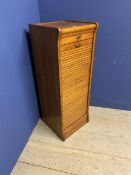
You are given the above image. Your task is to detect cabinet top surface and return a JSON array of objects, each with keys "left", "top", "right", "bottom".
[
  {"left": 30, "top": 20, "right": 99, "bottom": 34},
  {"left": 32, "top": 20, "right": 98, "bottom": 29}
]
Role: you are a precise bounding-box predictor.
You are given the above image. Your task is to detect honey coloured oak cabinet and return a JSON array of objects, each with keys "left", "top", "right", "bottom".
[{"left": 29, "top": 20, "right": 99, "bottom": 140}]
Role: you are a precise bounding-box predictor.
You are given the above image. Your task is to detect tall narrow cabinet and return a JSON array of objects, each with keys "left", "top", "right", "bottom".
[{"left": 29, "top": 20, "right": 98, "bottom": 140}]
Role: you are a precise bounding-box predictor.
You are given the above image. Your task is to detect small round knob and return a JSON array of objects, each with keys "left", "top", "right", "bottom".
[
  {"left": 74, "top": 43, "right": 81, "bottom": 48},
  {"left": 76, "top": 35, "right": 81, "bottom": 40}
]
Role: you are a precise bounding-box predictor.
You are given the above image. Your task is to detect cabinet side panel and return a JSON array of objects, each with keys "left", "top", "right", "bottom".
[{"left": 29, "top": 26, "right": 62, "bottom": 136}]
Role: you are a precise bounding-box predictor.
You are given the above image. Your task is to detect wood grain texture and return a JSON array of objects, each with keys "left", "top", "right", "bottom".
[
  {"left": 60, "top": 39, "right": 93, "bottom": 52},
  {"left": 86, "top": 23, "right": 98, "bottom": 117},
  {"left": 60, "top": 32, "right": 93, "bottom": 45},
  {"left": 59, "top": 40, "right": 92, "bottom": 128},
  {"left": 29, "top": 25, "right": 63, "bottom": 138},
  {"left": 11, "top": 107, "right": 131, "bottom": 175},
  {"left": 29, "top": 20, "right": 98, "bottom": 140},
  {"left": 34, "top": 20, "right": 98, "bottom": 34}
]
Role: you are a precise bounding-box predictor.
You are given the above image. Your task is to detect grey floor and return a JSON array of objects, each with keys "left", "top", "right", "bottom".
[{"left": 11, "top": 106, "right": 131, "bottom": 175}]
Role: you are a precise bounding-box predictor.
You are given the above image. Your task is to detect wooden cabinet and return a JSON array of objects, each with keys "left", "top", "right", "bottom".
[{"left": 29, "top": 20, "right": 98, "bottom": 140}]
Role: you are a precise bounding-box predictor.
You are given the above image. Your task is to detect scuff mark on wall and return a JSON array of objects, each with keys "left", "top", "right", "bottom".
[{"left": 113, "top": 57, "right": 118, "bottom": 64}]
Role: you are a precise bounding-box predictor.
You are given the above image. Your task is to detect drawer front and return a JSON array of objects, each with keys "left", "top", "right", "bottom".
[
  {"left": 60, "top": 32, "right": 94, "bottom": 45},
  {"left": 60, "top": 39, "right": 92, "bottom": 52},
  {"left": 59, "top": 38, "right": 93, "bottom": 128}
]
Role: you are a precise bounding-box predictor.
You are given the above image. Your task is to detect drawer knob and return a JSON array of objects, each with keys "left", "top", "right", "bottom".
[
  {"left": 74, "top": 43, "right": 81, "bottom": 48},
  {"left": 76, "top": 35, "right": 81, "bottom": 39}
]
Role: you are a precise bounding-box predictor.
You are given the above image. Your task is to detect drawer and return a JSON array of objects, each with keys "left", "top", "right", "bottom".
[
  {"left": 60, "top": 39, "right": 93, "bottom": 52},
  {"left": 60, "top": 32, "right": 94, "bottom": 45}
]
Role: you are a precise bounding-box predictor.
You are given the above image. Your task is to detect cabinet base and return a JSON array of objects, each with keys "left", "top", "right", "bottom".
[
  {"left": 62, "top": 113, "right": 88, "bottom": 141},
  {"left": 42, "top": 113, "right": 88, "bottom": 141}
]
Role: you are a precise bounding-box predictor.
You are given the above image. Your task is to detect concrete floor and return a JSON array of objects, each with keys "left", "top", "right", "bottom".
[{"left": 11, "top": 106, "right": 131, "bottom": 175}]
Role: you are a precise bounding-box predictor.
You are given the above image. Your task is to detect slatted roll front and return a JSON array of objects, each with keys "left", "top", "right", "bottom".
[{"left": 59, "top": 31, "right": 94, "bottom": 128}]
